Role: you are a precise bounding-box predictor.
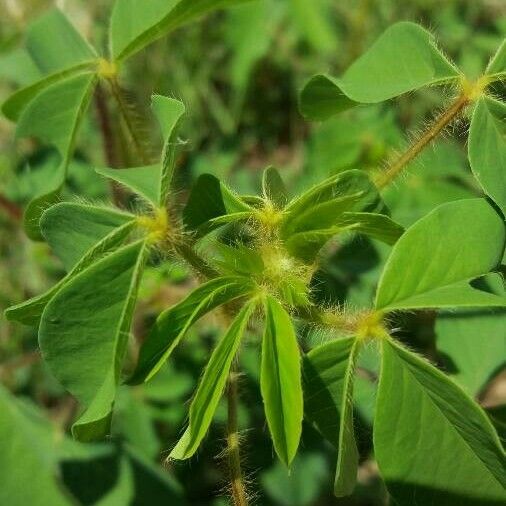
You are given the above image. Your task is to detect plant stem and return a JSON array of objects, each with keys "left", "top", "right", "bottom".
[
  {"left": 94, "top": 82, "right": 121, "bottom": 168},
  {"left": 227, "top": 371, "right": 248, "bottom": 506},
  {"left": 94, "top": 83, "right": 126, "bottom": 204},
  {"left": 174, "top": 241, "right": 220, "bottom": 279},
  {"left": 107, "top": 77, "right": 151, "bottom": 165},
  {"left": 0, "top": 194, "right": 22, "bottom": 222},
  {"left": 374, "top": 93, "right": 469, "bottom": 189}
]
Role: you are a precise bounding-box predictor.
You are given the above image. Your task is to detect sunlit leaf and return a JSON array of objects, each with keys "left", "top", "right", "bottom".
[
  {"left": 375, "top": 199, "right": 506, "bottom": 310},
  {"left": 261, "top": 296, "right": 303, "bottom": 466},
  {"left": 300, "top": 22, "right": 460, "bottom": 120},
  {"left": 171, "top": 301, "right": 256, "bottom": 459},
  {"left": 469, "top": 97, "right": 506, "bottom": 215}
]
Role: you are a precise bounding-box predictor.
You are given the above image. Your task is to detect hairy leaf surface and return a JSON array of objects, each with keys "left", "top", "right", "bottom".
[
  {"left": 300, "top": 22, "right": 460, "bottom": 120},
  {"left": 130, "top": 276, "right": 255, "bottom": 384},
  {"left": 171, "top": 302, "right": 255, "bottom": 459}
]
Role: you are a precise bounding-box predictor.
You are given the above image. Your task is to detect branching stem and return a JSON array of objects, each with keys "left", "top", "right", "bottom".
[
  {"left": 374, "top": 93, "right": 469, "bottom": 189},
  {"left": 227, "top": 371, "right": 248, "bottom": 506}
]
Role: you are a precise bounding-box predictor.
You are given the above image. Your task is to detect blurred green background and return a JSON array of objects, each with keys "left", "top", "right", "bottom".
[{"left": 1, "top": 1, "right": 505, "bottom": 505}]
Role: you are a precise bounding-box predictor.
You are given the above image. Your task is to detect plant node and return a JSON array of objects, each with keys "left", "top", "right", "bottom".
[
  {"left": 137, "top": 207, "right": 170, "bottom": 244},
  {"left": 460, "top": 75, "right": 490, "bottom": 102},
  {"left": 356, "top": 310, "right": 388, "bottom": 341},
  {"left": 97, "top": 58, "right": 118, "bottom": 79},
  {"left": 253, "top": 201, "right": 284, "bottom": 235}
]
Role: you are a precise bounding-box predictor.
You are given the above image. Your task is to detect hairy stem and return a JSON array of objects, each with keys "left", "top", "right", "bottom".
[
  {"left": 0, "top": 194, "right": 22, "bottom": 222},
  {"left": 174, "top": 241, "right": 220, "bottom": 280},
  {"left": 94, "top": 82, "right": 121, "bottom": 168},
  {"left": 374, "top": 93, "right": 469, "bottom": 189},
  {"left": 107, "top": 77, "right": 151, "bottom": 165},
  {"left": 94, "top": 83, "right": 126, "bottom": 204},
  {"left": 227, "top": 371, "right": 248, "bottom": 506}
]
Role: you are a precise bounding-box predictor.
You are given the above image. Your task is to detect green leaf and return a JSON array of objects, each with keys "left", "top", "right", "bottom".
[
  {"left": 375, "top": 199, "right": 506, "bottom": 311},
  {"left": 282, "top": 170, "right": 380, "bottom": 236},
  {"left": 2, "top": 65, "right": 96, "bottom": 122},
  {"left": 97, "top": 164, "right": 162, "bottom": 206},
  {"left": 300, "top": 22, "right": 460, "bottom": 120},
  {"left": 5, "top": 220, "right": 136, "bottom": 326},
  {"left": 110, "top": 0, "right": 253, "bottom": 62},
  {"left": 96, "top": 96, "right": 186, "bottom": 207},
  {"left": 41, "top": 202, "right": 134, "bottom": 271},
  {"left": 436, "top": 277, "right": 506, "bottom": 396},
  {"left": 375, "top": 339, "right": 506, "bottom": 505},
  {"left": 183, "top": 173, "right": 253, "bottom": 234},
  {"left": 285, "top": 212, "right": 404, "bottom": 263},
  {"left": 129, "top": 276, "right": 255, "bottom": 384},
  {"left": 171, "top": 301, "right": 256, "bottom": 459},
  {"left": 261, "top": 296, "right": 303, "bottom": 466},
  {"left": 39, "top": 241, "right": 147, "bottom": 441},
  {"left": 486, "top": 39, "right": 506, "bottom": 78},
  {"left": 469, "top": 97, "right": 506, "bottom": 215},
  {"left": 303, "top": 338, "right": 360, "bottom": 497},
  {"left": 16, "top": 73, "right": 97, "bottom": 239},
  {"left": 0, "top": 385, "right": 72, "bottom": 505},
  {"left": 152, "top": 94, "right": 186, "bottom": 203},
  {"left": 262, "top": 166, "right": 288, "bottom": 209},
  {"left": 25, "top": 8, "right": 97, "bottom": 75},
  {"left": 2, "top": 8, "right": 97, "bottom": 121}
]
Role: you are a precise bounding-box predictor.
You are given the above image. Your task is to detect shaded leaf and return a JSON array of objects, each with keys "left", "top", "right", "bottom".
[
  {"left": 486, "top": 39, "right": 506, "bottom": 78},
  {"left": 129, "top": 276, "right": 255, "bottom": 384},
  {"left": 39, "top": 241, "right": 147, "bottom": 441},
  {"left": 436, "top": 276, "right": 506, "bottom": 396},
  {"left": 303, "top": 338, "right": 360, "bottom": 496},
  {"left": 16, "top": 73, "right": 97, "bottom": 239},
  {"left": 26, "top": 8, "right": 97, "bottom": 75},
  {"left": 111, "top": 0, "right": 253, "bottom": 62},
  {"left": 375, "top": 339, "right": 506, "bottom": 505},
  {"left": 5, "top": 220, "right": 136, "bottom": 326},
  {"left": 41, "top": 202, "right": 134, "bottom": 271},
  {"left": 262, "top": 166, "right": 288, "bottom": 209},
  {"left": 286, "top": 212, "right": 404, "bottom": 263},
  {"left": 183, "top": 173, "right": 253, "bottom": 234},
  {"left": 0, "top": 385, "right": 71, "bottom": 505}
]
